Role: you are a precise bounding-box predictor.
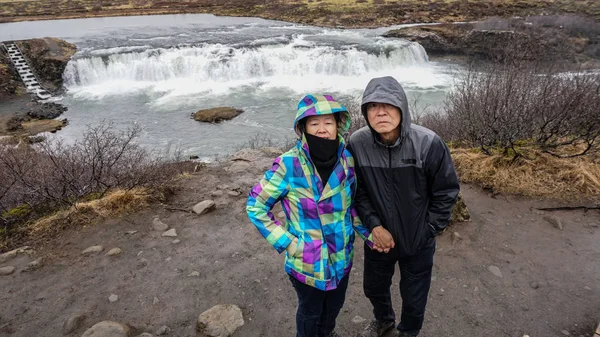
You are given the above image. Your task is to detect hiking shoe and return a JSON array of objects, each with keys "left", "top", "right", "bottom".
[
  {"left": 398, "top": 331, "right": 419, "bottom": 337},
  {"left": 360, "top": 320, "right": 395, "bottom": 337}
]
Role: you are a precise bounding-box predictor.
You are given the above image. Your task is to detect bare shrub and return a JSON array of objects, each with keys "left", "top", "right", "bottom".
[
  {"left": 234, "top": 133, "right": 297, "bottom": 154},
  {"left": 345, "top": 96, "right": 367, "bottom": 137},
  {"left": 0, "top": 122, "right": 192, "bottom": 236},
  {"left": 426, "top": 62, "right": 600, "bottom": 158}
]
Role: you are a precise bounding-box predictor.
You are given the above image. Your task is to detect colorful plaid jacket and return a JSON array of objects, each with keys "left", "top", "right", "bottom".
[{"left": 246, "top": 95, "right": 373, "bottom": 291}]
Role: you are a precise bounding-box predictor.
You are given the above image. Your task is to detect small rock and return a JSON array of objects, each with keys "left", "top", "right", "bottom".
[
  {"left": 529, "top": 281, "right": 540, "bottom": 289},
  {"left": 162, "top": 229, "right": 177, "bottom": 237},
  {"left": 189, "top": 271, "right": 200, "bottom": 277},
  {"left": 451, "top": 231, "right": 462, "bottom": 244},
  {"left": 561, "top": 330, "right": 570, "bottom": 336},
  {"left": 23, "top": 257, "right": 44, "bottom": 272},
  {"left": 227, "top": 190, "right": 240, "bottom": 197},
  {"left": 0, "top": 266, "right": 16, "bottom": 275},
  {"left": 487, "top": 265, "right": 503, "bottom": 278},
  {"left": 352, "top": 315, "right": 366, "bottom": 324},
  {"left": 193, "top": 200, "right": 216, "bottom": 215},
  {"left": 109, "top": 294, "right": 119, "bottom": 303},
  {"left": 517, "top": 215, "right": 523, "bottom": 219},
  {"left": 62, "top": 313, "right": 86, "bottom": 335},
  {"left": 153, "top": 218, "right": 169, "bottom": 231},
  {"left": 107, "top": 248, "right": 122, "bottom": 256},
  {"left": 125, "top": 230, "right": 138, "bottom": 235},
  {"left": 82, "top": 245, "right": 104, "bottom": 255},
  {"left": 0, "top": 246, "right": 33, "bottom": 264},
  {"left": 81, "top": 321, "right": 130, "bottom": 337},
  {"left": 211, "top": 190, "right": 224, "bottom": 198},
  {"left": 172, "top": 239, "right": 181, "bottom": 244},
  {"left": 543, "top": 215, "right": 563, "bottom": 230},
  {"left": 153, "top": 297, "right": 160, "bottom": 305},
  {"left": 155, "top": 325, "right": 170, "bottom": 335},
  {"left": 197, "top": 304, "right": 244, "bottom": 337},
  {"left": 584, "top": 286, "right": 592, "bottom": 291}
]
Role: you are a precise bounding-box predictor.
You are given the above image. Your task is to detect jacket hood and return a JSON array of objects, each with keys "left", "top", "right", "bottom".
[
  {"left": 361, "top": 76, "right": 411, "bottom": 142},
  {"left": 294, "top": 94, "right": 350, "bottom": 137}
]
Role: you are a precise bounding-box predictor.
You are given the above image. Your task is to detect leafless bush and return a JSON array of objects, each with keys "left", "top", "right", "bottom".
[
  {"left": 234, "top": 133, "right": 296, "bottom": 154},
  {"left": 426, "top": 62, "right": 600, "bottom": 157},
  {"left": 345, "top": 96, "right": 367, "bottom": 137},
  {"left": 0, "top": 123, "right": 191, "bottom": 232}
]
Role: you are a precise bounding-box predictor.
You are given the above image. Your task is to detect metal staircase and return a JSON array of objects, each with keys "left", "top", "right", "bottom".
[{"left": 2, "top": 42, "right": 52, "bottom": 100}]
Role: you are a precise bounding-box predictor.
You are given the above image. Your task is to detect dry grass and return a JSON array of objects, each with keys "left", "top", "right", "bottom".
[
  {"left": 0, "top": 187, "right": 153, "bottom": 251},
  {"left": 451, "top": 147, "right": 600, "bottom": 200},
  {"left": 30, "top": 187, "right": 152, "bottom": 234}
]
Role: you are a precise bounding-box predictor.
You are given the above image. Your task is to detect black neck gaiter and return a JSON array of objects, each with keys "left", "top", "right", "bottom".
[{"left": 305, "top": 133, "right": 339, "bottom": 183}]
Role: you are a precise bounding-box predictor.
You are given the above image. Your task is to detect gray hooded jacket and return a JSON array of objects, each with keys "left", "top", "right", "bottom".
[{"left": 348, "top": 76, "right": 460, "bottom": 257}]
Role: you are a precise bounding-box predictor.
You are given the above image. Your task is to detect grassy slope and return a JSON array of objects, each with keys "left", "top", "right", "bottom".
[{"left": 0, "top": 0, "right": 598, "bottom": 27}]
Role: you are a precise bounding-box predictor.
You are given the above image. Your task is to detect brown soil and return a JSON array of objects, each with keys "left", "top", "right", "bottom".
[{"left": 0, "top": 149, "right": 598, "bottom": 337}]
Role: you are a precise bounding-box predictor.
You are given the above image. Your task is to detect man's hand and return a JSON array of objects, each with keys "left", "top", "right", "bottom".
[
  {"left": 286, "top": 238, "right": 299, "bottom": 256},
  {"left": 371, "top": 226, "right": 395, "bottom": 253}
]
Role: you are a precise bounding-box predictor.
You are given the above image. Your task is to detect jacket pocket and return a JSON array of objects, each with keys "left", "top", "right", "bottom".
[
  {"left": 287, "top": 237, "right": 303, "bottom": 259},
  {"left": 417, "top": 224, "right": 434, "bottom": 250}
]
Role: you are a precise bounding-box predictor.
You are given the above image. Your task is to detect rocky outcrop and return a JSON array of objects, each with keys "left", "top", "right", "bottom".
[
  {"left": 16, "top": 37, "right": 76, "bottom": 92},
  {"left": 0, "top": 50, "right": 23, "bottom": 99},
  {"left": 191, "top": 107, "right": 244, "bottom": 123},
  {"left": 384, "top": 21, "right": 593, "bottom": 63}
]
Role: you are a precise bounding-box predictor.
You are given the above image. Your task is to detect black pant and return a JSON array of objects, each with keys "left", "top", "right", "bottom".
[
  {"left": 363, "top": 241, "right": 435, "bottom": 335},
  {"left": 289, "top": 274, "right": 349, "bottom": 337}
]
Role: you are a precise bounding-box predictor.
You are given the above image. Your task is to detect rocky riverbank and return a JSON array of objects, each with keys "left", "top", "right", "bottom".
[{"left": 0, "top": 37, "right": 76, "bottom": 137}]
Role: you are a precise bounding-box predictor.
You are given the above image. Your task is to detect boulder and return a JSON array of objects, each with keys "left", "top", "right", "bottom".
[
  {"left": 17, "top": 38, "right": 77, "bottom": 92},
  {"left": 191, "top": 107, "right": 243, "bottom": 123},
  {"left": 197, "top": 304, "right": 244, "bottom": 337},
  {"left": 451, "top": 192, "right": 471, "bottom": 223},
  {"left": 81, "top": 321, "right": 130, "bottom": 337}
]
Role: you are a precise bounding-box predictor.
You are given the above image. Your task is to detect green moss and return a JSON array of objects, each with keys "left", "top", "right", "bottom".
[{"left": 2, "top": 204, "right": 32, "bottom": 219}]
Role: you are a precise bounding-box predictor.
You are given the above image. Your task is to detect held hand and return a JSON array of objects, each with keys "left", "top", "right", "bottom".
[
  {"left": 371, "top": 226, "right": 395, "bottom": 253},
  {"left": 286, "top": 238, "right": 299, "bottom": 256}
]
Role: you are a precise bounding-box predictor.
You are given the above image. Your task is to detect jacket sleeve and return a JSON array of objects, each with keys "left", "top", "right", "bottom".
[
  {"left": 425, "top": 136, "right": 460, "bottom": 236},
  {"left": 246, "top": 157, "right": 295, "bottom": 253},
  {"left": 351, "top": 207, "right": 375, "bottom": 248},
  {"left": 346, "top": 152, "right": 375, "bottom": 248},
  {"left": 347, "top": 142, "right": 383, "bottom": 231}
]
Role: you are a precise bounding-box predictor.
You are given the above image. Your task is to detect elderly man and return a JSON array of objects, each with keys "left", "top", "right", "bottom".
[{"left": 348, "top": 76, "right": 460, "bottom": 337}]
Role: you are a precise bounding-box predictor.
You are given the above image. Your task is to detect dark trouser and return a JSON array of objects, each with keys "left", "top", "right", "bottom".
[
  {"left": 289, "top": 274, "right": 349, "bottom": 337},
  {"left": 363, "top": 241, "right": 435, "bottom": 336}
]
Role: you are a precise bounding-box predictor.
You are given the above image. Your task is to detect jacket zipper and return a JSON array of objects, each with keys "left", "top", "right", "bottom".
[{"left": 388, "top": 147, "right": 392, "bottom": 168}]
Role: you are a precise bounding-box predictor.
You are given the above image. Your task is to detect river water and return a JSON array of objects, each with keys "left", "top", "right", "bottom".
[{"left": 1, "top": 14, "right": 457, "bottom": 159}]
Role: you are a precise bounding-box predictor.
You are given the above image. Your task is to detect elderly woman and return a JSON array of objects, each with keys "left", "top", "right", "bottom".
[{"left": 247, "top": 95, "right": 374, "bottom": 337}]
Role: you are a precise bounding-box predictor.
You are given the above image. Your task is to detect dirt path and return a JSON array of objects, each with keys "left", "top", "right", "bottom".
[{"left": 0, "top": 149, "right": 599, "bottom": 337}]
